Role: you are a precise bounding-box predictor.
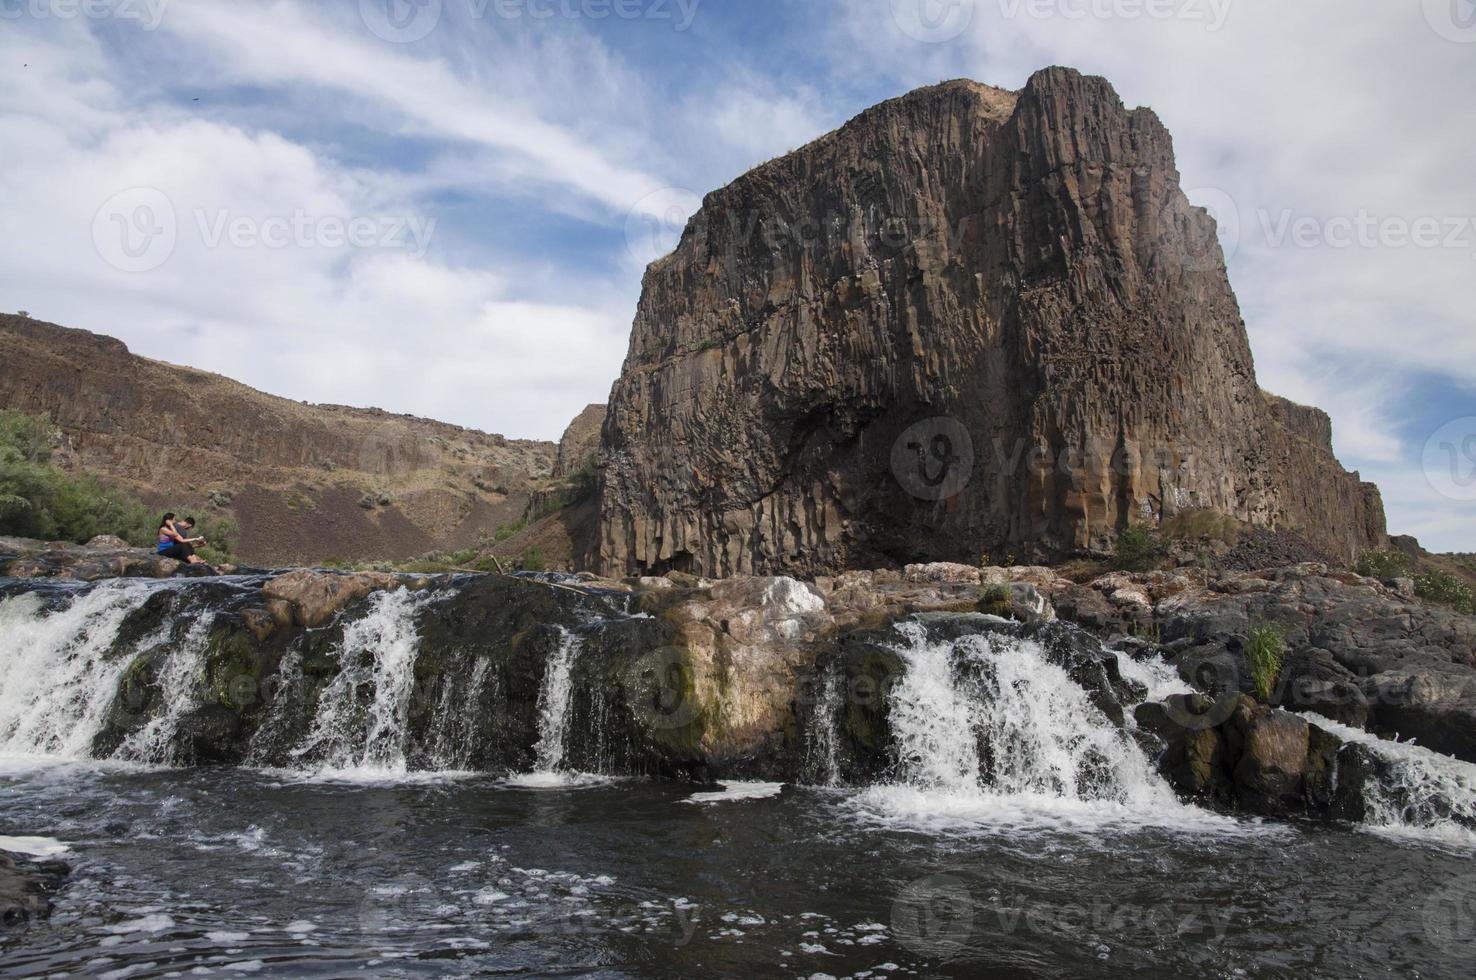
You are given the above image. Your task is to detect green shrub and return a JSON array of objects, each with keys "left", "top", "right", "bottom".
[
  {"left": 1415, "top": 570, "right": 1475, "bottom": 616},
  {"left": 980, "top": 583, "right": 1012, "bottom": 617},
  {"left": 1161, "top": 508, "right": 1241, "bottom": 544},
  {"left": 1244, "top": 620, "right": 1286, "bottom": 702},
  {"left": 568, "top": 459, "right": 598, "bottom": 503},
  {"left": 1354, "top": 549, "right": 1412, "bottom": 580},
  {"left": 1113, "top": 524, "right": 1167, "bottom": 572},
  {"left": 519, "top": 547, "right": 546, "bottom": 572},
  {"left": 494, "top": 520, "right": 526, "bottom": 542}
]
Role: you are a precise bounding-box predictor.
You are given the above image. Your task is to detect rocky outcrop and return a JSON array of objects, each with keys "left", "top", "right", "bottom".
[
  {"left": 598, "top": 67, "right": 1385, "bottom": 578},
  {"left": 0, "top": 315, "right": 556, "bottom": 566},
  {"left": 554, "top": 404, "right": 606, "bottom": 477},
  {"left": 0, "top": 850, "right": 69, "bottom": 930}
]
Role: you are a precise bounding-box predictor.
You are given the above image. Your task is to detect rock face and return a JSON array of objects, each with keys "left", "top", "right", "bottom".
[
  {"left": 598, "top": 67, "right": 1386, "bottom": 578},
  {"left": 0, "top": 315, "right": 556, "bottom": 566},
  {"left": 553, "top": 404, "right": 607, "bottom": 477}
]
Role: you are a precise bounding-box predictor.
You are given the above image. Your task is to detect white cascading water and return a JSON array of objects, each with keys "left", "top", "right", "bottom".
[
  {"left": 288, "top": 588, "right": 431, "bottom": 775},
  {"left": 854, "top": 621, "right": 1208, "bottom": 830},
  {"left": 115, "top": 611, "right": 217, "bottom": 764},
  {"left": 427, "top": 655, "right": 495, "bottom": 771},
  {"left": 1302, "top": 714, "right": 1476, "bottom": 847},
  {"left": 532, "top": 628, "right": 582, "bottom": 774},
  {"left": 0, "top": 584, "right": 161, "bottom": 759},
  {"left": 804, "top": 668, "right": 843, "bottom": 787}
]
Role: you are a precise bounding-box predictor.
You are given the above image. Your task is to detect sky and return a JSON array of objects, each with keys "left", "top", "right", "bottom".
[{"left": 0, "top": 0, "right": 1471, "bottom": 550}]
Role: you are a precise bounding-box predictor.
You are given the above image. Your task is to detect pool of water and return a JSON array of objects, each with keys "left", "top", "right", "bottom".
[{"left": 4, "top": 759, "right": 1474, "bottom": 979}]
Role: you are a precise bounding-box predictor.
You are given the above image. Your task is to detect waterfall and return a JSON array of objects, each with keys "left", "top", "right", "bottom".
[
  {"left": 804, "top": 667, "right": 843, "bottom": 787},
  {"left": 288, "top": 588, "right": 432, "bottom": 775},
  {"left": 531, "top": 628, "right": 582, "bottom": 774},
  {"left": 854, "top": 620, "right": 1201, "bottom": 829},
  {"left": 427, "top": 655, "right": 495, "bottom": 771},
  {"left": 115, "top": 611, "right": 217, "bottom": 765},
  {"left": 0, "top": 584, "right": 160, "bottom": 759},
  {"left": 1304, "top": 715, "right": 1476, "bottom": 847}
]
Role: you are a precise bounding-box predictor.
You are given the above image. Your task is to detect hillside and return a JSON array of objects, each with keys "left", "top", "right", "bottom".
[{"left": 0, "top": 314, "right": 558, "bottom": 566}]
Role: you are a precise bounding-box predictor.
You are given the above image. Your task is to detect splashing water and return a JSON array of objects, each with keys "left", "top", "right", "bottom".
[
  {"left": 1303, "top": 714, "right": 1476, "bottom": 848},
  {"left": 289, "top": 588, "right": 433, "bottom": 775},
  {"left": 532, "top": 629, "right": 582, "bottom": 774},
  {"left": 115, "top": 611, "right": 217, "bottom": 765},
  {"left": 853, "top": 620, "right": 1226, "bottom": 832},
  {"left": 804, "top": 667, "right": 843, "bottom": 787},
  {"left": 0, "top": 584, "right": 159, "bottom": 759}
]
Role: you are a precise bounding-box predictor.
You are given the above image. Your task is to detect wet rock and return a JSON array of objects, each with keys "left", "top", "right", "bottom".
[
  {"left": 262, "top": 570, "right": 425, "bottom": 628},
  {"left": 0, "top": 850, "right": 69, "bottom": 930},
  {"left": 1228, "top": 701, "right": 1310, "bottom": 815}
]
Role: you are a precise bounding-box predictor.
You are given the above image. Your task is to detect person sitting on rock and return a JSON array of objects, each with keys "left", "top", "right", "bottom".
[{"left": 157, "top": 513, "right": 207, "bottom": 565}]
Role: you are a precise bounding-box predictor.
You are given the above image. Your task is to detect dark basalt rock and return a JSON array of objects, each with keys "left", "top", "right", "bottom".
[
  {"left": 0, "top": 851, "right": 69, "bottom": 931},
  {"left": 598, "top": 67, "right": 1386, "bottom": 578}
]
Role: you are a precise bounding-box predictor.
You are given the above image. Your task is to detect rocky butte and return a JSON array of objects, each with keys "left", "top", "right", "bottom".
[{"left": 598, "top": 67, "right": 1387, "bottom": 579}]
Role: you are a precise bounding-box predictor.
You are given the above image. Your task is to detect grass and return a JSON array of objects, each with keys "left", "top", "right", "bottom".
[
  {"left": 1161, "top": 508, "right": 1241, "bottom": 545},
  {"left": 1112, "top": 524, "right": 1168, "bottom": 572},
  {"left": 1244, "top": 620, "right": 1287, "bottom": 702},
  {"left": 980, "top": 583, "right": 1012, "bottom": 617}
]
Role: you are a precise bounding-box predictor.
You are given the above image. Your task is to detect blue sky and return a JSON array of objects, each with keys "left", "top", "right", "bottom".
[{"left": 0, "top": 0, "right": 1472, "bottom": 550}]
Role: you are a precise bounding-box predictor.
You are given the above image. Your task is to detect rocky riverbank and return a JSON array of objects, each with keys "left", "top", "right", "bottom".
[{"left": 2, "top": 545, "right": 1472, "bottom": 825}]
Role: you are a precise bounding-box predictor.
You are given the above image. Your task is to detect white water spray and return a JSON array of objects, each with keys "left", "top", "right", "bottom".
[
  {"left": 1304, "top": 715, "right": 1476, "bottom": 847},
  {"left": 855, "top": 621, "right": 1209, "bottom": 830},
  {"left": 532, "top": 629, "right": 582, "bottom": 774},
  {"left": 116, "top": 611, "right": 217, "bottom": 764},
  {"left": 289, "top": 588, "right": 431, "bottom": 774},
  {"left": 0, "top": 584, "right": 159, "bottom": 759}
]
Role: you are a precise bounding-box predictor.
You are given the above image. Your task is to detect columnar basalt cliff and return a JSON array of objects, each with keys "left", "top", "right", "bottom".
[{"left": 599, "top": 67, "right": 1386, "bottom": 577}]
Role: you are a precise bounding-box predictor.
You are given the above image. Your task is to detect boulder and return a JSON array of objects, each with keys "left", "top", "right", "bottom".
[
  {"left": 0, "top": 850, "right": 69, "bottom": 930},
  {"left": 597, "top": 68, "right": 1385, "bottom": 578},
  {"left": 262, "top": 570, "right": 417, "bottom": 628}
]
